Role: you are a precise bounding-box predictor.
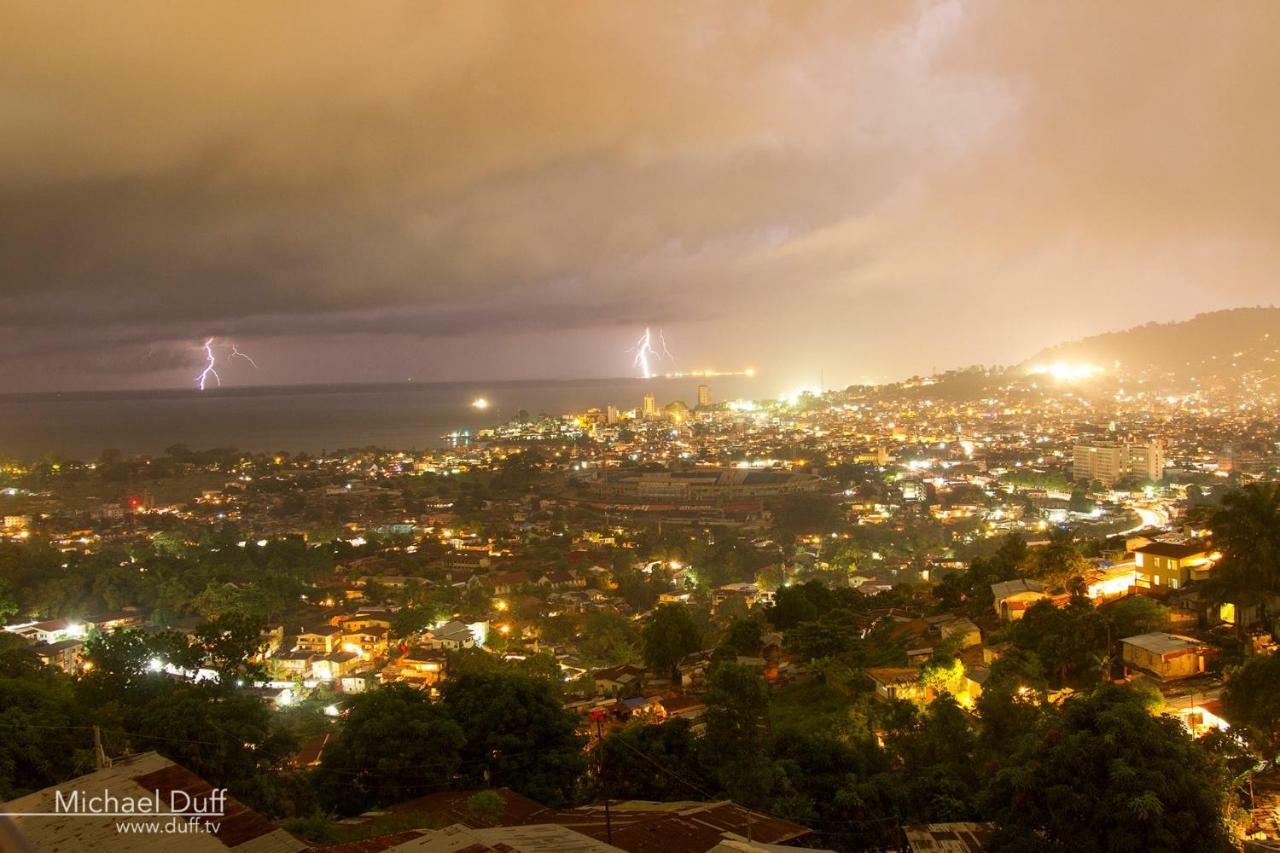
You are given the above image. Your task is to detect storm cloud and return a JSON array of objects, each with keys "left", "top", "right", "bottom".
[{"left": 2, "top": 1, "right": 1278, "bottom": 391}]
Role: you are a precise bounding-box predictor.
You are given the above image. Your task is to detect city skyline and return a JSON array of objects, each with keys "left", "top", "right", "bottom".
[{"left": 3, "top": 2, "right": 1280, "bottom": 392}]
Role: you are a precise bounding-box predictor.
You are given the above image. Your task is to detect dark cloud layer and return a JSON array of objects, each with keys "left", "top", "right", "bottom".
[{"left": 1, "top": 1, "right": 1278, "bottom": 391}]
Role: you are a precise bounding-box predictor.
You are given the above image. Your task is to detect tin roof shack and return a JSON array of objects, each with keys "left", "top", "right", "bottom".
[
  {"left": 990, "top": 578, "right": 1047, "bottom": 621},
  {"left": 1121, "top": 632, "right": 1220, "bottom": 681}
]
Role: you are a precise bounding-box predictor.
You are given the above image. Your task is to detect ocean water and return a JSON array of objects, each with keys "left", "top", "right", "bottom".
[{"left": 0, "top": 375, "right": 761, "bottom": 459}]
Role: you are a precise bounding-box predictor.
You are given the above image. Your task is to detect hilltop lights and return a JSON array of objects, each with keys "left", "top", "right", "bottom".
[{"left": 1027, "top": 362, "right": 1103, "bottom": 382}]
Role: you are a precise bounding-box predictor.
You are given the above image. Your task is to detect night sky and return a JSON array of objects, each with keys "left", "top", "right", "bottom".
[{"left": 3, "top": 2, "right": 1279, "bottom": 393}]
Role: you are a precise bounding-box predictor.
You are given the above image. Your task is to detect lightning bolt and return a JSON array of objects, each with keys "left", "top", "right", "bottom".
[
  {"left": 195, "top": 338, "right": 258, "bottom": 389},
  {"left": 629, "top": 327, "right": 675, "bottom": 379},
  {"left": 230, "top": 344, "right": 258, "bottom": 369},
  {"left": 197, "top": 338, "right": 221, "bottom": 390}
]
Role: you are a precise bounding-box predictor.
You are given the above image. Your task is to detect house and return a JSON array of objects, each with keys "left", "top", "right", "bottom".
[
  {"left": 866, "top": 666, "right": 926, "bottom": 703},
  {"left": 1121, "top": 632, "right": 1220, "bottom": 680},
  {"left": 294, "top": 624, "right": 341, "bottom": 655},
  {"left": 312, "top": 650, "right": 362, "bottom": 682},
  {"left": 903, "top": 822, "right": 993, "bottom": 853},
  {"left": 32, "top": 638, "right": 85, "bottom": 673},
  {"left": 342, "top": 624, "right": 389, "bottom": 659},
  {"left": 1133, "top": 542, "right": 1214, "bottom": 590},
  {"left": 930, "top": 615, "right": 982, "bottom": 649},
  {"left": 660, "top": 694, "right": 707, "bottom": 720},
  {"left": 1086, "top": 562, "right": 1137, "bottom": 602},
  {"left": 712, "top": 582, "right": 766, "bottom": 613},
  {"left": 592, "top": 664, "right": 645, "bottom": 696},
  {"left": 272, "top": 651, "right": 315, "bottom": 679},
  {"left": 991, "top": 579, "right": 1047, "bottom": 621},
  {"left": 424, "top": 619, "right": 481, "bottom": 650},
  {"left": 389, "top": 646, "right": 449, "bottom": 687}
]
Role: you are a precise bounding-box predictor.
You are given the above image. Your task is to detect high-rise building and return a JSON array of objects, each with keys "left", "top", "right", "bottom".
[
  {"left": 1129, "top": 440, "right": 1166, "bottom": 483},
  {"left": 642, "top": 393, "right": 657, "bottom": 418},
  {"left": 1073, "top": 437, "right": 1165, "bottom": 486},
  {"left": 697, "top": 384, "right": 711, "bottom": 408},
  {"left": 606, "top": 405, "right": 620, "bottom": 424}
]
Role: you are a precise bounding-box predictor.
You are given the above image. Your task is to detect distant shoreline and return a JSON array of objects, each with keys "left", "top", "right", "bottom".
[{"left": 0, "top": 374, "right": 692, "bottom": 404}]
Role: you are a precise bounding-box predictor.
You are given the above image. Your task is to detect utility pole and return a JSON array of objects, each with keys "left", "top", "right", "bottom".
[
  {"left": 592, "top": 711, "right": 613, "bottom": 845},
  {"left": 93, "top": 725, "right": 112, "bottom": 770}
]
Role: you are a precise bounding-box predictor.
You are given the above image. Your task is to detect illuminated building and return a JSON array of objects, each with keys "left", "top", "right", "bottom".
[
  {"left": 1120, "top": 632, "right": 1219, "bottom": 680},
  {"left": 642, "top": 393, "right": 657, "bottom": 418},
  {"left": 697, "top": 384, "right": 711, "bottom": 408},
  {"left": 1133, "top": 541, "right": 1213, "bottom": 590},
  {"left": 1072, "top": 438, "right": 1165, "bottom": 486}
]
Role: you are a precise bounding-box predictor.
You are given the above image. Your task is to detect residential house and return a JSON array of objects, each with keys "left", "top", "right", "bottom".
[
  {"left": 991, "top": 579, "right": 1047, "bottom": 621},
  {"left": 591, "top": 664, "right": 645, "bottom": 697},
  {"left": 312, "top": 650, "right": 362, "bottom": 682},
  {"left": 1121, "top": 632, "right": 1220, "bottom": 680},
  {"left": 272, "top": 651, "right": 315, "bottom": 680},
  {"left": 866, "top": 667, "right": 927, "bottom": 703},
  {"left": 424, "top": 620, "right": 480, "bottom": 650},
  {"left": 1133, "top": 542, "right": 1214, "bottom": 591},
  {"left": 294, "top": 624, "right": 341, "bottom": 655}
]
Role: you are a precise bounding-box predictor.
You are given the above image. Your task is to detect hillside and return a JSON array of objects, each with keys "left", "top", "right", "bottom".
[{"left": 1025, "top": 307, "right": 1280, "bottom": 384}]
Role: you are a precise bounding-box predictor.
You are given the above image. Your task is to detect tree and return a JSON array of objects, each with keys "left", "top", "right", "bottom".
[
  {"left": 317, "top": 685, "right": 464, "bottom": 814},
  {"left": 465, "top": 790, "right": 506, "bottom": 827},
  {"left": 723, "top": 617, "right": 764, "bottom": 657},
  {"left": 193, "top": 611, "right": 268, "bottom": 681},
  {"left": 1011, "top": 597, "right": 1107, "bottom": 687},
  {"left": 1105, "top": 596, "right": 1171, "bottom": 639},
  {"left": 886, "top": 695, "right": 982, "bottom": 822},
  {"left": 1207, "top": 484, "right": 1280, "bottom": 633},
  {"left": 703, "top": 662, "right": 774, "bottom": 803},
  {"left": 602, "top": 718, "right": 713, "bottom": 801},
  {"left": 982, "top": 685, "right": 1229, "bottom": 852},
  {"left": 126, "top": 682, "right": 295, "bottom": 806},
  {"left": 642, "top": 603, "right": 702, "bottom": 681},
  {"left": 1023, "top": 530, "right": 1091, "bottom": 593},
  {"left": 578, "top": 611, "right": 641, "bottom": 667},
  {"left": 767, "top": 581, "right": 834, "bottom": 629},
  {"left": 441, "top": 672, "right": 586, "bottom": 806},
  {"left": 784, "top": 609, "right": 863, "bottom": 661},
  {"left": 1221, "top": 653, "right": 1280, "bottom": 765},
  {"left": 0, "top": 672, "right": 93, "bottom": 800}
]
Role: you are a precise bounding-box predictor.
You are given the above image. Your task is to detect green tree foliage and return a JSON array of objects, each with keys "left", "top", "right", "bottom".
[
  {"left": 0, "top": 671, "right": 93, "bottom": 800},
  {"left": 642, "top": 603, "right": 702, "bottom": 681},
  {"left": 316, "top": 685, "right": 464, "bottom": 814},
  {"left": 1023, "top": 529, "right": 1091, "bottom": 593},
  {"left": 601, "top": 718, "right": 713, "bottom": 800},
  {"left": 784, "top": 609, "right": 863, "bottom": 661},
  {"left": 767, "top": 580, "right": 835, "bottom": 629},
  {"left": 441, "top": 672, "right": 586, "bottom": 806},
  {"left": 1011, "top": 597, "right": 1107, "bottom": 687},
  {"left": 702, "top": 662, "right": 774, "bottom": 803},
  {"left": 578, "top": 611, "right": 641, "bottom": 667},
  {"left": 1221, "top": 653, "right": 1280, "bottom": 765},
  {"left": 127, "top": 682, "right": 295, "bottom": 803},
  {"left": 722, "top": 617, "right": 764, "bottom": 657},
  {"left": 983, "top": 685, "right": 1229, "bottom": 852},
  {"left": 884, "top": 696, "right": 982, "bottom": 822},
  {"left": 1206, "top": 483, "right": 1280, "bottom": 631},
  {"left": 934, "top": 533, "right": 1027, "bottom": 615},
  {"left": 1104, "top": 596, "right": 1171, "bottom": 639}
]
